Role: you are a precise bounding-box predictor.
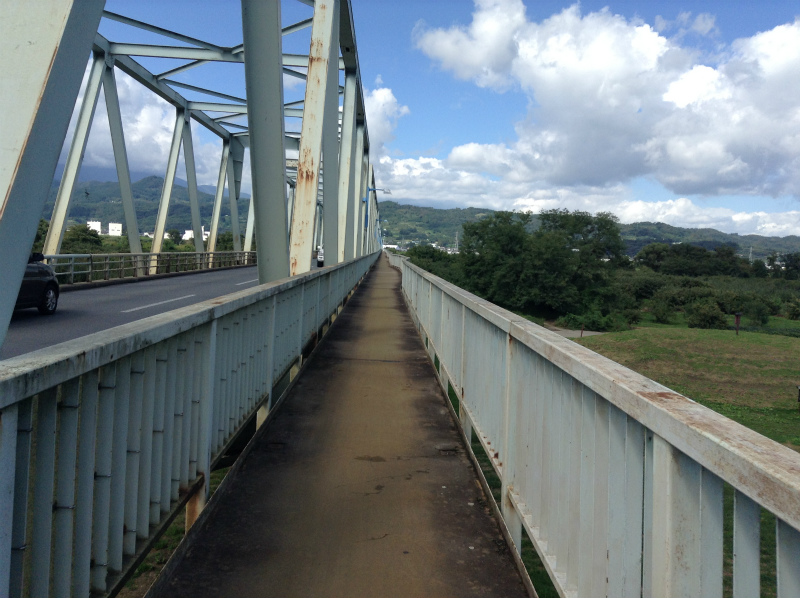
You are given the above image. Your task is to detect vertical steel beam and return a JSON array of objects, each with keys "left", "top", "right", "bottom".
[
  {"left": 151, "top": 109, "right": 186, "bottom": 259},
  {"left": 181, "top": 121, "right": 204, "bottom": 253},
  {"left": 244, "top": 195, "right": 255, "bottom": 252},
  {"left": 43, "top": 52, "right": 106, "bottom": 255},
  {"left": 103, "top": 61, "right": 143, "bottom": 254},
  {"left": 207, "top": 140, "right": 231, "bottom": 252},
  {"left": 350, "top": 125, "right": 365, "bottom": 257},
  {"left": 356, "top": 152, "right": 367, "bottom": 257},
  {"left": 241, "top": 0, "right": 288, "bottom": 283},
  {"left": 338, "top": 71, "right": 357, "bottom": 261},
  {"left": 321, "top": 10, "right": 342, "bottom": 266},
  {"left": 227, "top": 141, "right": 243, "bottom": 251},
  {"left": 0, "top": 0, "right": 104, "bottom": 350},
  {"left": 289, "top": 0, "right": 339, "bottom": 276}
]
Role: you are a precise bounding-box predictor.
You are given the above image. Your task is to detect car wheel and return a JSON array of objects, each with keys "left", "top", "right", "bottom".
[{"left": 38, "top": 285, "right": 58, "bottom": 315}]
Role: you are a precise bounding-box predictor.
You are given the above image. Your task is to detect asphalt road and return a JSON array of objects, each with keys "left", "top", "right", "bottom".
[{"left": 1, "top": 266, "right": 261, "bottom": 360}]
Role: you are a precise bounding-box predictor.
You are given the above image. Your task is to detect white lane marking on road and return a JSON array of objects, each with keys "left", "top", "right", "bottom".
[
  {"left": 121, "top": 294, "right": 196, "bottom": 313},
  {"left": 235, "top": 278, "right": 259, "bottom": 286}
]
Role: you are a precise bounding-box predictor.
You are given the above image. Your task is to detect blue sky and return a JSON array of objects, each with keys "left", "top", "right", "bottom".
[{"left": 72, "top": 1, "right": 800, "bottom": 237}]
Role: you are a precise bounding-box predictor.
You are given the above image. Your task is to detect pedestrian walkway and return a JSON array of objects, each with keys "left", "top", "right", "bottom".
[{"left": 150, "top": 255, "right": 529, "bottom": 598}]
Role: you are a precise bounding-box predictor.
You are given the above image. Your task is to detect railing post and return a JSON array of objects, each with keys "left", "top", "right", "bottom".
[
  {"left": 0, "top": 404, "right": 19, "bottom": 598},
  {"left": 186, "top": 320, "right": 217, "bottom": 529},
  {"left": 500, "top": 332, "right": 522, "bottom": 554}
]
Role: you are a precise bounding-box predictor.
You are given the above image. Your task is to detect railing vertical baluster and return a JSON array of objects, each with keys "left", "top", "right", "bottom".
[
  {"left": 92, "top": 364, "right": 117, "bottom": 591},
  {"left": 777, "top": 519, "right": 800, "bottom": 597},
  {"left": 31, "top": 388, "right": 58, "bottom": 598},
  {"left": 577, "top": 387, "right": 597, "bottom": 596},
  {"left": 9, "top": 400, "right": 32, "bottom": 598},
  {"left": 566, "top": 377, "right": 584, "bottom": 592},
  {"left": 172, "top": 339, "right": 188, "bottom": 500},
  {"left": 109, "top": 356, "right": 131, "bottom": 570},
  {"left": 0, "top": 404, "right": 19, "bottom": 598},
  {"left": 150, "top": 346, "right": 168, "bottom": 524},
  {"left": 124, "top": 352, "right": 145, "bottom": 554},
  {"left": 53, "top": 379, "right": 80, "bottom": 598},
  {"left": 189, "top": 336, "right": 202, "bottom": 481},
  {"left": 733, "top": 490, "right": 761, "bottom": 598},
  {"left": 500, "top": 334, "right": 522, "bottom": 553},
  {"left": 592, "top": 397, "right": 610, "bottom": 595},
  {"left": 623, "top": 418, "right": 645, "bottom": 597},
  {"left": 187, "top": 321, "right": 217, "bottom": 528},
  {"left": 73, "top": 370, "right": 99, "bottom": 597},
  {"left": 212, "top": 320, "right": 226, "bottom": 453},
  {"left": 182, "top": 331, "right": 197, "bottom": 490},
  {"left": 137, "top": 347, "right": 157, "bottom": 540},
  {"left": 700, "top": 469, "right": 724, "bottom": 598},
  {"left": 553, "top": 368, "right": 568, "bottom": 573},
  {"left": 160, "top": 338, "right": 178, "bottom": 515},
  {"left": 540, "top": 361, "right": 554, "bottom": 548}
]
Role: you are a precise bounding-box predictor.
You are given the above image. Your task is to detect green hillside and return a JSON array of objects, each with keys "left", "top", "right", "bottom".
[
  {"left": 43, "top": 176, "right": 247, "bottom": 234},
  {"left": 378, "top": 201, "right": 800, "bottom": 259}
]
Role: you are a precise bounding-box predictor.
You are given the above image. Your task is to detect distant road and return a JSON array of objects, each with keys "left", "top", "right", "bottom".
[{"left": 2, "top": 266, "right": 261, "bottom": 360}]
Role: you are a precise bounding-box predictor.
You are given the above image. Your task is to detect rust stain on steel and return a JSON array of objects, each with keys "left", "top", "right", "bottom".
[{"left": 639, "top": 390, "right": 692, "bottom": 405}]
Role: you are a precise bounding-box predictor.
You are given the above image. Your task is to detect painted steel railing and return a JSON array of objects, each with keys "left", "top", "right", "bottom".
[
  {"left": 387, "top": 251, "right": 800, "bottom": 598},
  {"left": 0, "top": 252, "right": 378, "bottom": 598},
  {"left": 43, "top": 251, "right": 257, "bottom": 285}
]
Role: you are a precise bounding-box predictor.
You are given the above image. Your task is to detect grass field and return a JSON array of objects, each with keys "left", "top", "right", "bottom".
[
  {"left": 577, "top": 327, "right": 800, "bottom": 450},
  {"left": 577, "top": 327, "right": 800, "bottom": 598}
]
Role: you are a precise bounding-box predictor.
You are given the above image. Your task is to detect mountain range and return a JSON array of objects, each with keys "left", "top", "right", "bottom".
[{"left": 42, "top": 178, "right": 800, "bottom": 259}]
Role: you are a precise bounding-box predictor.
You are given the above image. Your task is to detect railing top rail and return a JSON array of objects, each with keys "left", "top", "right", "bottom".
[
  {"left": 392, "top": 252, "right": 800, "bottom": 532},
  {"left": 0, "top": 253, "right": 374, "bottom": 409},
  {"left": 43, "top": 250, "right": 257, "bottom": 259}
]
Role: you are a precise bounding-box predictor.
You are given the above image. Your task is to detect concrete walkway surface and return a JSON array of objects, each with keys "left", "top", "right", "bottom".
[{"left": 149, "top": 255, "right": 528, "bottom": 598}]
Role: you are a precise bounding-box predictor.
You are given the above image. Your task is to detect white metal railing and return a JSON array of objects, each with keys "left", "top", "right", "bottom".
[
  {"left": 386, "top": 250, "right": 800, "bottom": 598},
  {"left": 43, "top": 251, "right": 257, "bottom": 285},
  {"left": 0, "top": 252, "right": 378, "bottom": 598}
]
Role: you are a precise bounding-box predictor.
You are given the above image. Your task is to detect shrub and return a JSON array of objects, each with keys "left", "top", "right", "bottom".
[
  {"left": 651, "top": 297, "right": 673, "bottom": 324},
  {"left": 743, "top": 300, "right": 770, "bottom": 326},
  {"left": 686, "top": 299, "right": 728, "bottom": 329},
  {"left": 785, "top": 301, "right": 800, "bottom": 320}
]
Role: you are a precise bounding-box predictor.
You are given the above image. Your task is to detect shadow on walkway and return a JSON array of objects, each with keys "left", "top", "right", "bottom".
[{"left": 149, "top": 255, "right": 528, "bottom": 598}]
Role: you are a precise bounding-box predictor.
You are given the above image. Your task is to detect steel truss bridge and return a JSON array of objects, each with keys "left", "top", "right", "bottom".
[{"left": 2, "top": 3, "right": 800, "bottom": 598}]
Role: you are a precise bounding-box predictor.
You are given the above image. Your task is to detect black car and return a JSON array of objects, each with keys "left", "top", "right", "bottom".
[{"left": 15, "top": 253, "right": 59, "bottom": 315}]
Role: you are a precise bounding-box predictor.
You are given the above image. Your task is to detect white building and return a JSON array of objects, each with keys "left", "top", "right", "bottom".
[
  {"left": 182, "top": 226, "right": 210, "bottom": 242},
  {"left": 108, "top": 222, "right": 122, "bottom": 236},
  {"left": 87, "top": 220, "right": 102, "bottom": 234}
]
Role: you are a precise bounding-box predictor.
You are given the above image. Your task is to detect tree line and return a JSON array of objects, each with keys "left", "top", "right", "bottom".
[{"left": 404, "top": 209, "right": 800, "bottom": 332}]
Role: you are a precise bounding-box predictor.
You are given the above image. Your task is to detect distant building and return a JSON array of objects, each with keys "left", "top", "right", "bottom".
[
  {"left": 183, "top": 226, "right": 210, "bottom": 242},
  {"left": 108, "top": 222, "right": 122, "bottom": 236},
  {"left": 87, "top": 220, "right": 102, "bottom": 234}
]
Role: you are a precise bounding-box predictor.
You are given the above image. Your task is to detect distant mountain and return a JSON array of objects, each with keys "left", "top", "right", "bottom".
[
  {"left": 378, "top": 200, "right": 800, "bottom": 259},
  {"left": 43, "top": 176, "right": 248, "bottom": 234}
]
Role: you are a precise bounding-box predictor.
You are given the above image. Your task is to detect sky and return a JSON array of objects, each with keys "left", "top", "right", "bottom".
[{"left": 66, "top": 0, "right": 800, "bottom": 237}]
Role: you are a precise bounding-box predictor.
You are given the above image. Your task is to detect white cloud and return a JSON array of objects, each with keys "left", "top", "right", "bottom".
[
  {"left": 61, "top": 68, "right": 228, "bottom": 188},
  {"left": 386, "top": 2, "right": 800, "bottom": 234},
  {"left": 364, "top": 86, "right": 410, "bottom": 157}
]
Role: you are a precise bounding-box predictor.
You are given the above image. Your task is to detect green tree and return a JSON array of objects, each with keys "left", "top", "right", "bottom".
[
  {"left": 31, "top": 219, "right": 49, "bottom": 253},
  {"left": 61, "top": 223, "right": 103, "bottom": 254},
  {"left": 538, "top": 209, "right": 627, "bottom": 265},
  {"left": 167, "top": 228, "right": 182, "bottom": 244}
]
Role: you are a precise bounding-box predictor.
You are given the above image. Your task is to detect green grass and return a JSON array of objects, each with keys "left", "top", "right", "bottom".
[
  {"left": 469, "top": 431, "right": 559, "bottom": 597},
  {"left": 120, "top": 467, "right": 230, "bottom": 598},
  {"left": 578, "top": 327, "right": 796, "bottom": 598}
]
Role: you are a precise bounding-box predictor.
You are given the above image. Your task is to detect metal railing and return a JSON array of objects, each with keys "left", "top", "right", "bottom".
[
  {"left": 0, "top": 252, "right": 379, "bottom": 598},
  {"left": 43, "top": 251, "right": 257, "bottom": 285},
  {"left": 387, "top": 251, "right": 800, "bottom": 598}
]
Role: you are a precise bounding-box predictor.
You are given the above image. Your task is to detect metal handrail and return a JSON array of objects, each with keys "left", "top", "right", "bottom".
[
  {"left": 42, "top": 251, "right": 258, "bottom": 285},
  {"left": 387, "top": 250, "right": 800, "bottom": 598},
  {"left": 0, "top": 252, "right": 379, "bottom": 598}
]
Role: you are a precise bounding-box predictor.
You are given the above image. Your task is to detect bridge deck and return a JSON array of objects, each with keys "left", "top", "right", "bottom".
[{"left": 150, "top": 255, "right": 528, "bottom": 598}]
